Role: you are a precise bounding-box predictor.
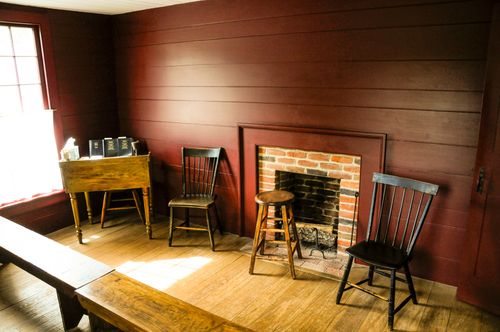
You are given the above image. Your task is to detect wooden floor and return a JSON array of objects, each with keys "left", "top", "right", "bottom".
[{"left": 0, "top": 214, "right": 498, "bottom": 331}]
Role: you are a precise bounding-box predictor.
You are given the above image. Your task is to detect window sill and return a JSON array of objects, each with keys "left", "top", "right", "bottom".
[{"left": 0, "top": 190, "right": 67, "bottom": 217}]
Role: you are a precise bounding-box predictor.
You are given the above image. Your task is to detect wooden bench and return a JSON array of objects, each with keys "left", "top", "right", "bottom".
[
  {"left": 0, "top": 216, "right": 113, "bottom": 330},
  {"left": 76, "top": 271, "right": 252, "bottom": 332},
  {"left": 0, "top": 216, "right": 250, "bottom": 331}
]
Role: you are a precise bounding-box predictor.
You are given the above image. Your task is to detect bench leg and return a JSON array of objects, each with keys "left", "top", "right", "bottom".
[
  {"left": 88, "top": 312, "right": 119, "bottom": 332},
  {"left": 57, "top": 290, "right": 85, "bottom": 330}
]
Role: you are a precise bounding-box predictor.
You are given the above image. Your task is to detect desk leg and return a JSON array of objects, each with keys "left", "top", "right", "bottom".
[
  {"left": 84, "top": 192, "right": 93, "bottom": 224},
  {"left": 149, "top": 187, "right": 154, "bottom": 217},
  {"left": 143, "top": 187, "right": 152, "bottom": 239},
  {"left": 69, "top": 193, "right": 83, "bottom": 244}
]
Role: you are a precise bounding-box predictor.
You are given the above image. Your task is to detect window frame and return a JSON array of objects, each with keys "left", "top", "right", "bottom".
[
  {"left": 0, "top": 9, "right": 62, "bottom": 147},
  {"left": 0, "top": 9, "right": 65, "bottom": 209},
  {"left": 1, "top": 22, "right": 49, "bottom": 112}
]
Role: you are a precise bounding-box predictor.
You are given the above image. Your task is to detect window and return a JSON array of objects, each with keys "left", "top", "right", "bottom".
[{"left": 0, "top": 23, "right": 62, "bottom": 206}]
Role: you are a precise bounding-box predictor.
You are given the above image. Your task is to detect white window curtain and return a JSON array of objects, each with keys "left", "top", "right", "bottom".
[{"left": 0, "top": 110, "right": 62, "bottom": 206}]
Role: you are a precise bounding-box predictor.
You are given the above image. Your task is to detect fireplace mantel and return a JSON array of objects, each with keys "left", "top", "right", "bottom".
[{"left": 238, "top": 124, "right": 386, "bottom": 246}]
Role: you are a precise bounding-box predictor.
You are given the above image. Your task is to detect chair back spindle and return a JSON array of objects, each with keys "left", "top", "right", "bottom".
[
  {"left": 366, "top": 173, "right": 438, "bottom": 257},
  {"left": 182, "top": 147, "right": 221, "bottom": 198}
]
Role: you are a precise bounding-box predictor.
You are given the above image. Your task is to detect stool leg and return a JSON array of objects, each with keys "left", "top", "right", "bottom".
[
  {"left": 288, "top": 205, "right": 302, "bottom": 259},
  {"left": 281, "top": 205, "right": 296, "bottom": 279},
  {"left": 100, "top": 192, "right": 110, "bottom": 228},
  {"left": 249, "top": 204, "right": 264, "bottom": 275},
  {"left": 259, "top": 206, "right": 268, "bottom": 255},
  {"left": 132, "top": 190, "right": 145, "bottom": 224}
]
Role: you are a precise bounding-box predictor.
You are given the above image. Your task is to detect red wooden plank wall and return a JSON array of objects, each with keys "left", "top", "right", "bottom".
[
  {"left": 113, "top": 0, "right": 494, "bottom": 285},
  {"left": 48, "top": 10, "right": 119, "bottom": 149}
]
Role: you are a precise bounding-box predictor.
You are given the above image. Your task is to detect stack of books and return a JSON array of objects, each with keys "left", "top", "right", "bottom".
[{"left": 89, "top": 136, "right": 133, "bottom": 159}]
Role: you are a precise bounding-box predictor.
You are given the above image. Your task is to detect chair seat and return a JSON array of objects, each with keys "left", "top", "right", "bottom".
[
  {"left": 168, "top": 196, "right": 215, "bottom": 209},
  {"left": 346, "top": 240, "right": 409, "bottom": 269}
]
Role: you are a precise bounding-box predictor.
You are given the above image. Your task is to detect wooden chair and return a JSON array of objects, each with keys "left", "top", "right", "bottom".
[
  {"left": 336, "top": 172, "right": 439, "bottom": 330},
  {"left": 100, "top": 190, "right": 144, "bottom": 228},
  {"left": 168, "top": 147, "right": 222, "bottom": 251}
]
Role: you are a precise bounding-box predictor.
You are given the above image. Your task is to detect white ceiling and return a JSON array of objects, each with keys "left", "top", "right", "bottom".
[{"left": 1, "top": 0, "right": 204, "bottom": 15}]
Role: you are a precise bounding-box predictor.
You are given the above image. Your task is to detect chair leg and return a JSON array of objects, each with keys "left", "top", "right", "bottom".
[
  {"left": 336, "top": 255, "right": 354, "bottom": 304},
  {"left": 213, "top": 204, "right": 223, "bottom": 235},
  {"left": 131, "top": 190, "right": 145, "bottom": 224},
  {"left": 168, "top": 207, "right": 174, "bottom": 247},
  {"left": 404, "top": 263, "right": 418, "bottom": 304},
  {"left": 388, "top": 269, "right": 396, "bottom": 331},
  {"left": 100, "top": 192, "right": 110, "bottom": 228},
  {"left": 206, "top": 209, "right": 215, "bottom": 251},
  {"left": 184, "top": 208, "right": 190, "bottom": 228},
  {"left": 249, "top": 205, "right": 264, "bottom": 275},
  {"left": 368, "top": 265, "right": 375, "bottom": 286}
]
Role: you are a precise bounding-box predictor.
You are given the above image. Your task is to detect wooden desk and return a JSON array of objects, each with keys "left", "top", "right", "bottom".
[{"left": 59, "top": 155, "right": 152, "bottom": 243}]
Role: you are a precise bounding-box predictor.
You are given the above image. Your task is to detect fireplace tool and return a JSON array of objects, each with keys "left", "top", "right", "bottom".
[{"left": 349, "top": 192, "right": 359, "bottom": 246}]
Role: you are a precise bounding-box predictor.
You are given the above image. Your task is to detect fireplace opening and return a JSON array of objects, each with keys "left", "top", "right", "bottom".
[{"left": 275, "top": 171, "right": 339, "bottom": 250}]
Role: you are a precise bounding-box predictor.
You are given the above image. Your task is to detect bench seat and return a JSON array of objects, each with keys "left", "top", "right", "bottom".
[
  {"left": 0, "top": 217, "right": 113, "bottom": 330},
  {"left": 76, "top": 271, "right": 252, "bottom": 332}
]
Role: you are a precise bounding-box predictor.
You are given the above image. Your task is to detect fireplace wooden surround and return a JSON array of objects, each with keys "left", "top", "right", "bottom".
[{"left": 239, "top": 124, "right": 386, "bottom": 261}]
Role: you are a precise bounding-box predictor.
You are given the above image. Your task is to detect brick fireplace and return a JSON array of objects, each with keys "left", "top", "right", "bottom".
[
  {"left": 258, "top": 146, "right": 361, "bottom": 258},
  {"left": 239, "top": 124, "right": 386, "bottom": 277}
]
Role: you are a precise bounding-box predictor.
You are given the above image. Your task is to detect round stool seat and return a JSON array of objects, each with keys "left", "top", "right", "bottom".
[{"left": 255, "top": 190, "right": 294, "bottom": 206}]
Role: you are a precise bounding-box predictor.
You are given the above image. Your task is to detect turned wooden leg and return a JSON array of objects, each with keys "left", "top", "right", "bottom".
[
  {"left": 83, "top": 192, "right": 93, "bottom": 224},
  {"left": 142, "top": 187, "right": 152, "bottom": 239},
  {"left": 249, "top": 204, "right": 264, "bottom": 275},
  {"left": 282, "top": 205, "right": 296, "bottom": 279},
  {"left": 259, "top": 206, "right": 268, "bottom": 255},
  {"left": 69, "top": 193, "right": 82, "bottom": 244},
  {"left": 288, "top": 205, "right": 302, "bottom": 259}
]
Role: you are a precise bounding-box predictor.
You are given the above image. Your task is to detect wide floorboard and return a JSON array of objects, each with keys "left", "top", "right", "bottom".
[{"left": 0, "top": 214, "right": 498, "bottom": 331}]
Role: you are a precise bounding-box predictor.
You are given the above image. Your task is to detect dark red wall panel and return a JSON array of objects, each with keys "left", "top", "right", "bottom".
[{"left": 113, "top": 0, "right": 494, "bottom": 285}]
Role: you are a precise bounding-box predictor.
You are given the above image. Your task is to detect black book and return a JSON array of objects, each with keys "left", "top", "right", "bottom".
[
  {"left": 103, "top": 137, "right": 119, "bottom": 157},
  {"left": 89, "top": 139, "right": 104, "bottom": 158},
  {"left": 117, "top": 137, "right": 133, "bottom": 156}
]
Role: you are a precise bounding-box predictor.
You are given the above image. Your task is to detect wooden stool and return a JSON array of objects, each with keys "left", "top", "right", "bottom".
[
  {"left": 249, "top": 190, "right": 302, "bottom": 279},
  {"left": 100, "top": 190, "right": 144, "bottom": 228}
]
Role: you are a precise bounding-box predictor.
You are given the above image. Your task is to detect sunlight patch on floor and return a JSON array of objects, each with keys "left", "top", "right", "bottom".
[{"left": 116, "top": 256, "right": 212, "bottom": 291}]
